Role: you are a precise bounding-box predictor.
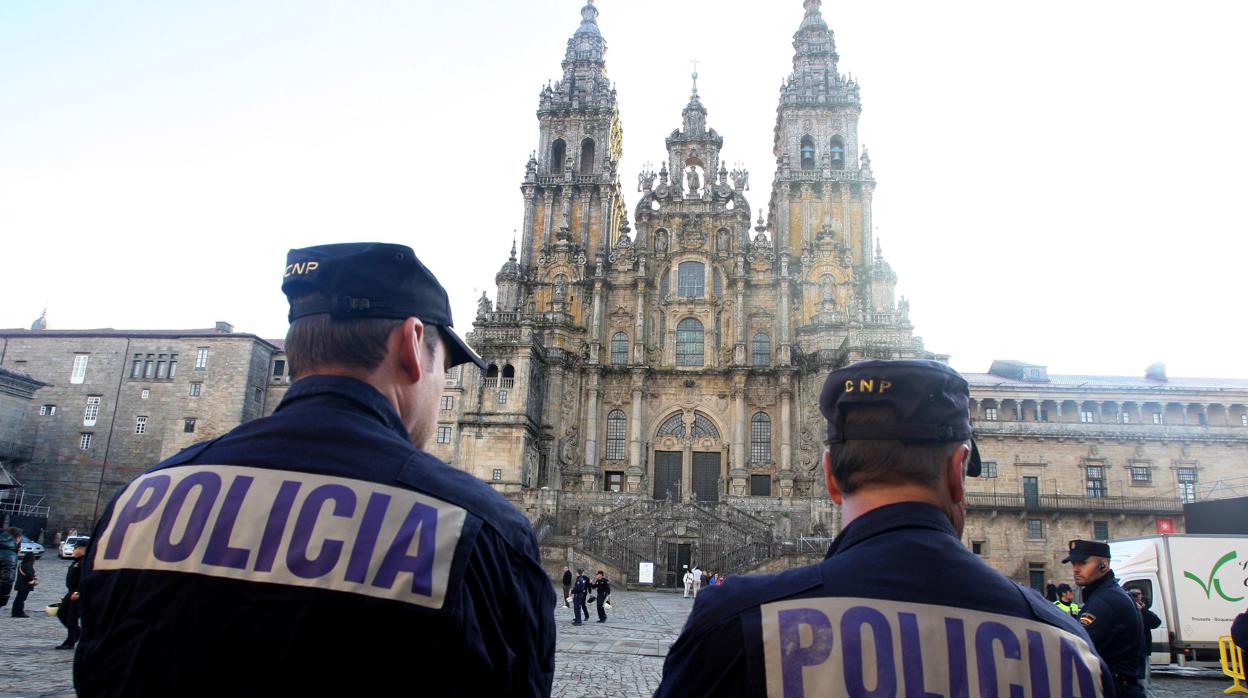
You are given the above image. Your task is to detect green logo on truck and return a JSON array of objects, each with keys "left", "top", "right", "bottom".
[{"left": 1182, "top": 550, "right": 1245, "bottom": 603}]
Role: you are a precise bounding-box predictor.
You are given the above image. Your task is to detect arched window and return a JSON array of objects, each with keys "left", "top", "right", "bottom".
[
  {"left": 500, "top": 363, "right": 515, "bottom": 389},
  {"left": 658, "top": 313, "right": 667, "bottom": 348},
  {"left": 580, "top": 138, "right": 595, "bottom": 176},
  {"left": 657, "top": 413, "right": 685, "bottom": 438},
  {"left": 692, "top": 412, "right": 720, "bottom": 438},
  {"left": 830, "top": 136, "right": 845, "bottom": 170},
  {"left": 800, "top": 135, "right": 816, "bottom": 171},
  {"left": 550, "top": 139, "right": 566, "bottom": 173},
  {"left": 676, "top": 318, "right": 704, "bottom": 366},
  {"left": 659, "top": 265, "right": 670, "bottom": 297},
  {"left": 751, "top": 412, "right": 772, "bottom": 463},
  {"left": 610, "top": 332, "right": 628, "bottom": 366},
  {"left": 678, "top": 261, "right": 705, "bottom": 298},
  {"left": 713, "top": 269, "right": 723, "bottom": 297},
  {"left": 752, "top": 332, "right": 771, "bottom": 367},
  {"left": 606, "top": 410, "right": 626, "bottom": 460},
  {"left": 484, "top": 363, "right": 499, "bottom": 387}
]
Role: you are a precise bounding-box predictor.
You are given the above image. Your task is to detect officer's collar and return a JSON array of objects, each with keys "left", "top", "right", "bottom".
[
  {"left": 824, "top": 501, "right": 959, "bottom": 559},
  {"left": 275, "top": 375, "right": 410, "bottom": 438}
]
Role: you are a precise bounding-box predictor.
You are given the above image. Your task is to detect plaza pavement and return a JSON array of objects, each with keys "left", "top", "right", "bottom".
[{"left": 0, "top": 561, "right": 1229, "bottom": 697}]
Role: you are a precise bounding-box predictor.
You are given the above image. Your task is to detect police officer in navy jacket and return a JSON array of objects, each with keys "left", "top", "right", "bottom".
[
  {"left": 1065, "top": 539, "right": 1145, "bottom": 697},
  {"left": 76, "top": 243, "right": 556, "bottom": 697},
  {"left": 655, "top": 360, "right": 1113, "bottom": 697}
]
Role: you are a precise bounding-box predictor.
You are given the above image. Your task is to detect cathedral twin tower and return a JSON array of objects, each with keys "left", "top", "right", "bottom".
[{"left": 451, "top": 1, "right": 939, "bottom": 501}]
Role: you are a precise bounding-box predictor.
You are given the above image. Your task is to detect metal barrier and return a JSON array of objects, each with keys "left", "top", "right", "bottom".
[{"left": 1220, "top": 635, "right": 1248, "bottom": 694}]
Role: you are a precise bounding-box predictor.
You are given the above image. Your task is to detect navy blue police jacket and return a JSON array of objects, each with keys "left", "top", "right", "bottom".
[
  {"left": 1078, "top": 570, "right": 1144, "bottom": 683},
  {"left": 75, "top": 376, "right": 555, "bottom": 697},
  {"left": 655, "top": 502, "right": 1114, "bottom": 698}
]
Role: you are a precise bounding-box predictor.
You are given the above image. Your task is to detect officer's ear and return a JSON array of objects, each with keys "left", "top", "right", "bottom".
[
  {"left": 823, "top": 449, "right": 844, "bottom": 504},
  {"left": 944, "top": 443, "right": 968, "bottom": 505},
  {"left": 395, "top": 317, "right": 426, "bottom": 384}
]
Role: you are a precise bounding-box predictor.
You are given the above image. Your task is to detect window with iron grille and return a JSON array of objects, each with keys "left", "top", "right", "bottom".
[
  {"left": 135, "top": 416, "right": 147, "bottom": 434},
  {"left": 604, "top": 471, "right": 623, "bottom": 492},
  {"left": 1177, "top": 467, "right": 1197, "bottom": 503},
  {"left": 184, "top": 418, "right": 196, "bottom": 433},
  {"left": 1086, "top": 465, "right": 1106, "bottom": 498},
  {"left": 1093, "top": 521, "right": 1110, "bottom": 541},
  {"left": 750, "top": 474, "right": 771, "bottom": 496},
  {"left": 1026, "top": 519, "right": 1044, "bottom": 539},
  {"left": 610, "top": 332, "right": 628, "bottom": 366},
  {"left": 676, "top": 318, "right": 704, "bottom": 366},
  {"left": 751, "top": 332, "right": 770, "bottom": 367},
  {"left": 750, "top": 412, "right": 772, "bottom": 463},
  {"left": 677, "top": 261, "right": 705, "bottom": 298},
  {"left": 1130, "top": 465, "right": 1152, "bottom": 483},
  {"left": 606, "top": 410, "right": 627, "bottom": 460},
  {"left": 40, "top": 404, "right": 56, "bottom": 416},
  {"left": 492, "top": 469, "right": 502, "bottom": 481},
  {"left": 79, "top": 433, "right": 93, "bottom": 450}
]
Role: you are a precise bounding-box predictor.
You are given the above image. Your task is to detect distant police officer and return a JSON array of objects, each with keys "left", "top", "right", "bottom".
[
  {"left": 1065, "top": 539, "right": 1145, "bottom": 697},
  {"left": 1055, "top": 582, "right": 1081, "bottom": 617},
  {"left": 655, "top": 360, "right": 1113, "bottom": 697},
  {"left": 76, "top": 243, "right": 556, "bottom": 697}
]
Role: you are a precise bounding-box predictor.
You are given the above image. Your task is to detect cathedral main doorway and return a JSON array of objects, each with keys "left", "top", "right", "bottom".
[
  {"left": 654, "top": 451, "right": 682, "bottom": 501},
  {"left": 691, "top": 452, "right": 720, "bottom": 502}
]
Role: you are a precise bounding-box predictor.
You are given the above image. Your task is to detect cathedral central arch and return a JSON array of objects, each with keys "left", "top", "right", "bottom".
[{"left": 651, "top": 409, "right": 726, "bottom": 503}]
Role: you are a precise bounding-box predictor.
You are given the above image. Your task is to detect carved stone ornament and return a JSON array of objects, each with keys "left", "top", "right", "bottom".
[{"left": 558, "top": 426, "right": 580, "bottom": 467}]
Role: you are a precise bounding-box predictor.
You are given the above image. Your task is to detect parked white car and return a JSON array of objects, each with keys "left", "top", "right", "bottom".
[
  {"left": 19, "top": 539, "right": 45, "bottom": 558},
  {"left": 60, "top": 535, "right": 90, "bottom": 558}
]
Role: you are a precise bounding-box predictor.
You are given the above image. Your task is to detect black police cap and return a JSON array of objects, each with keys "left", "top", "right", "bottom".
[
  {"left": 819, "top": 359, "right": 982, "bottom": 476},
  {"left": 1062, "top": 539, "right": 1111, "bottom": 563},
  {"left": 282, "top": 242, "right": 486, "bottom": 370}
]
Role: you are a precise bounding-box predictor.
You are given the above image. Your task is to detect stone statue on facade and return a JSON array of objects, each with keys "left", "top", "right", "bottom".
[
  {"left": 654, "top": 229, "right": 668, "bottom": 254},
  {"left": 685, "top": 166, "right": 700, "bottom": 196},
  {"left": 558, "top": 426, "right": 579, "bottom": 467},
  {"left": 476, "top": 292, "right": 492, "bottom": 318}
]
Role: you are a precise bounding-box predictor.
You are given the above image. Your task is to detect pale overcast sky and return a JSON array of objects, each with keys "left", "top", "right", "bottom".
[{"left": 2, "top": 1, "right": 1245, "bottom": 378}]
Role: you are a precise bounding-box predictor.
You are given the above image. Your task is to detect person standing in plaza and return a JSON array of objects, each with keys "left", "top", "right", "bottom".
[
  {"left": 1130, "top": 587, "right": 1161, "bottom": 697},
  {"left": 75, "top": 243, "right": 555, "bottom": 697},
  {"left": 1054, "top": 582, "right": 1081, "bottom": 617},
  {"left": 690, "top": 565, "right": 703, "bottom": 597},
  {"left": 10, "top": 550, "right": 38, "bottom": 617},
  {"left": 655, "top": 360, "right": 1112, "bottom": 697},
  {"left": 562, "top": 566, "right": 573, "bottom": 608},
  {"left": 571, "top": 568, "right": 591, "bottom": 625},
  {"left": 56, "top": 540, "right": 86, "bottom": 649},
  {"left": 682, "top": 566, "right": 693, "bottom": 598},
  {"left": 0, "top": 527, "right": 19, "bottom": 608},
  {"left": 1065, "top": 538, "right": 1145, "bottom": 697},
  {"left": 590, "top": 570, "right": 610, "bottom": 623}
]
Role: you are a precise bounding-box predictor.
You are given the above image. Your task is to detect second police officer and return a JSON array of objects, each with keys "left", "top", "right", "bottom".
[
  {"left": 655, "top": 359, "right": 1113, "bottom": 697},
  {"left": 1064, "top": 539, "right": 1145, "bottom": 697},
  {"left": 76, "top": 243, "right": 556, "bottom": 697}
]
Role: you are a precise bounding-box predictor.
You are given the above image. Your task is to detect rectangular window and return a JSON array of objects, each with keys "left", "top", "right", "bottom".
[
  {"left": 981, "top": 461, "right": 998, "bottom": 478},
  {"left": 155, "top": 354, "right": 168, "bottom": 380},
  {"left": 83, "top": 396, "right": 101, "bottom": 427},
  {"left": 189, "top": 382, "right": 202, "bottom": 397},
  {"left": 184, "top": 418, "right": 196, "bottom": 433},
  {"left": 254, "top": 387, "right": 263, "bottom": 404},
  {"left": 1177, "top": 467, "right": 1197, "bottom": 503},
  {"left": 604, "top": 471, "right": 624, "bottom": 492},
  {"left": 135, "top": 416, "right": 148, "bottom": 434},
  {"left": 1080, "top": 410, "right": 1095, "bottom": 423},
  {"left": 131, "top": 353, "right": 143, "bottom": 378},
  {"left": 606, "top": 414, "right": 627, "bottom": 460},
  {"left": 1120, "top": 412, "right": 1131, "bottom": 424},
  {"left": 80, "top": 432, "right": 93, "bottom": 450},
  {"left": 750, "top": 474, "right": 772, "bottom": 497},
  {"left": 140, "top": 389, "right": 150, "bottom": 400},
  {"left": 1026, "top": 519, "right": 1044, "bottom": 540},
  {"left": 144, "top": 354, "right": 155, "bottom": 379},
  {"left": 984, "top": 407, "right": 998, "bottom": 421},
  {"left": 168, "top": 354, "right": 177, "bottom": 378},
  {"left": 436, "top": 426, "right": 452, "bottom": 444},
  {"left": 497, "top": 390, "right": 507, "bottom": 404},
  {"left": 1130, "top": 465, "right": 1152, "bottom": 483},
  {"left": 444, "top": 365, "right": 462, "bottom": 387},
  {"left": 492, "top": 469, "right": 502, "bottom": 481},
  {"left": 1086, "top": 465, "right": 1106, "bottom": 498},
  {"left": 40, "top": 404, "right": 57, "bottom": 416},
  {"left": 971, "top": 541, "right": 986, "bottom": 556},
  {"left": 1152, "top": 412, "right": 1163, "bottom": 425},
  {"left": 272, "top": 359, "right": 286, "bottom": 378},
  {"left": 439, "top": 396, "right": 454, "bottom": 411},
  {"left": 1093, "top": 521, "right": 1110, "bottom": 541},
  {"left": 1242, "top": 414, "right": 1248, "bottom": 427},
  {"left": 195, "top": 348, "right": 209, "bottom": 370},
  {"left": 70, "top": 354, "right": 89, "bottom": 384}
]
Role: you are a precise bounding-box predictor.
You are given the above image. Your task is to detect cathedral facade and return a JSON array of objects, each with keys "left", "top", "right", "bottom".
[{"left": 431, "top": 0, "right": 940, "bottom": 505}]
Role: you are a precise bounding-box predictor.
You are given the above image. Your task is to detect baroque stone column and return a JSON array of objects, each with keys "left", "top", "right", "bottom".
[
  {"left": 627, "top": 370, "right": 646, "bottom": 493},
  {"left": 778, "top": 373, "right": 795, "bottom": 497},
  {"left": 541, "top": 189, "right": 556, "bottom": 249},
  {"left": 521, "top": 186, "right": 537, "bottom": 265},
  {"left": 582, "top": 372, "right": 602, "bottom": 492},
  {"left": 730, "top": 371, "right": 749, "bottom": 494}
]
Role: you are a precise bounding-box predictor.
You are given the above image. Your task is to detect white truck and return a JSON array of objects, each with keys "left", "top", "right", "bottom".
[{"left": 1110, "top": 534, "right": 1248, "bottom": 666}]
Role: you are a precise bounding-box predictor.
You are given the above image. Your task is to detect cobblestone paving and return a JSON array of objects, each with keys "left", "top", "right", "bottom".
[{"left": 0, "top": 569, "right": 1233, "bottom": 697}]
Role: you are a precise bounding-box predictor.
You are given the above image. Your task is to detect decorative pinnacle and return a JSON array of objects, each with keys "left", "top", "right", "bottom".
[
  {"left": 510, "top": 233, "right": 517, "bottom": 260},
  {"left": 690, "top": 59, "right": 700, "bottom": 95}
]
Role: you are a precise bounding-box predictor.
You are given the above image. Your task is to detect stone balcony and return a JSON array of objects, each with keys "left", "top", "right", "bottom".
[
  {"left": 973, "top": 420, "right": 1248, "bottom": 443},
  {"left": 964, "top": 491, "right": 1186, "bottom": 516}
]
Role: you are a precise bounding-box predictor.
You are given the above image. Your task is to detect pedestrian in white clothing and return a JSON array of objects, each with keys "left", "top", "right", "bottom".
[
  {"left": 691, "top": 566, "right": 703, "bottom": 597},
  {"left": 682, "top": 567, "right": 694, "bottom": 598}
]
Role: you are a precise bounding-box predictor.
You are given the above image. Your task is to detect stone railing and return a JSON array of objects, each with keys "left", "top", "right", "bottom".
[
  {"left": 964, "top": 491, "right": 1185, "bottom": 515},
  {"left": 973, "top": 421, "right": 1248, "bottom": 442},
  {"left": 780, "top": 169, "right": 861, "bottom": 182},
  {"left": 534, "top": 174, "right": 603, "bottom": 186}
]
